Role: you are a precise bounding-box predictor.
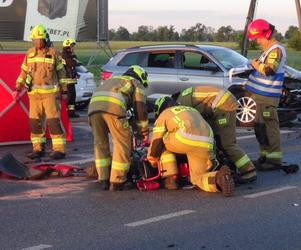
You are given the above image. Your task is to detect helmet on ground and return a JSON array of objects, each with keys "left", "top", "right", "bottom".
[
  {"left": 154, "top": 96, "right": 177, "bottom": 117},
  {"left": 123, "top": 65, "right": 148, "bottom": 87},
  {"left": 63, "top": 38, "right": 76, "bottom": 47},
  {"left": 30, "top": 24, "right": 48, "bottom": 40},
  {"left": 247, "top": 19, "right": 274, "bottom": 41}
]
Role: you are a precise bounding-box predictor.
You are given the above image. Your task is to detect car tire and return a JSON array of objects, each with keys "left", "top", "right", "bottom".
[{"left": 234, "top": 91, "right": 256, "bottom": 127}]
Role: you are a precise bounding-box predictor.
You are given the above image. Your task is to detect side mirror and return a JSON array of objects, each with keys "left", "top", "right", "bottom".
[{"left": 200, "top": 63, "right": 220, "bottom": 72}]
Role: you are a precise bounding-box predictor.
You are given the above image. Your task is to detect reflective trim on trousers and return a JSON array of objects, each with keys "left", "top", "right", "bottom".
[
  {"left": 111, "top": 161, "right": 130, "bottom": 171},
  {"left": 95, "top": 158, "right": 112, "bottom": 168},
  {"left": 52, "top": 138, "right": 66, "bottom": 145},
  {"left": 160, "top": 153, "right": 176, "bottom": 164},
  {"left": 235, "top": 155, "right": 251, "bottom": 169},
  {"left": 31, "top": 137, "right": 46, "bottom": 144},
  {"left": 266, "top": 151, "right": 282, "bottom": 159}
]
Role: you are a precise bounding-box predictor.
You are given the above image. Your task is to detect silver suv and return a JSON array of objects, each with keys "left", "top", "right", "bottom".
[{"left": 102, "top": 44, "right": 301, "bottom": 126}]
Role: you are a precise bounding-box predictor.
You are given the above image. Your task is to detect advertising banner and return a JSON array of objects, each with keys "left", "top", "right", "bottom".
[{"left": 0, "top": 0, "right": 101, "bottom": 41}]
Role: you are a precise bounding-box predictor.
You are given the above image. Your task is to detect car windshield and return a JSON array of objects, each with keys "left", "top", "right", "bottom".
[
  {"left": 207, "top": 48, "right": 248, "bottom": 70},
  {"left": 76, "top": 65, "right": 88, "bottom": 73}
]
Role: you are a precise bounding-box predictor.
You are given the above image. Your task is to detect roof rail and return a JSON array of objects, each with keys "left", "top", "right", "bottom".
[{"left": 126, "top": 43, "right": 200, "bottom": 50}]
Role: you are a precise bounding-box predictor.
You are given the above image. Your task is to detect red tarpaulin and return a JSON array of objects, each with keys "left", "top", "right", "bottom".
[{"left": 0, "top": 53, "right": 72, "bottom": 145}]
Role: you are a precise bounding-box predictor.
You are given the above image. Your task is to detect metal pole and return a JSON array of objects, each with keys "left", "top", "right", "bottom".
[
  {"left": 241, "top": 0, "right": 258, "bottom": 57},
  {"left": 295, "top": 0, "right": 301, "bottom": 32}
]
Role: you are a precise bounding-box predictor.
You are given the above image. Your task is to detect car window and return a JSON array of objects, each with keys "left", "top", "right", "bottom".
[
  {"left": 182, "top": 51, "right": 215, "bottom": 70},
  {"left": 148, "top": 51, "right": 176, "bottom": 68},
  {"left": 207, "top": 48, "right": 248, "bottom": 70},
  {"left": 118, "top": 52, "right": 147, "bottom": 67}
]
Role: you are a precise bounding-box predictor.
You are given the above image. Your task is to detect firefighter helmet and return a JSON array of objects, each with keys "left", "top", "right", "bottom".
[
  {"left": 154, "top": 96, "right": 177, "bottom": 117},
  {"left": 124, "top": 65, "right": 148, "bottom": 87},
  {"left": 247, "top": 19, "right": 274, "bottom": 41},
  {"left": 30, "top": 24, "right": 48, "bottom": 40},
  {"left": 63, "top": 38, "right": 76, "bottom": 47}
]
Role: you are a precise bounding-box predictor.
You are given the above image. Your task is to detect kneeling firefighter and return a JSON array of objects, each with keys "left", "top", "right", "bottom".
[
  {"left": 147, "top": 96, "right": 235, "bottom": 197},
  {"left": 174, "top": 86, "right": 257, "bottom": 183},
  {"left": 88, "top": 65, "right": 149, "bottom": 191},
  {"left": 12, "top": 24, "right": 67, "bottom": 160}
]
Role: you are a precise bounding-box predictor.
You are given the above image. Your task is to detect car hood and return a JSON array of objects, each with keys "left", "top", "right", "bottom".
[{"left": 228, "top": 65, "right": 301, "bottom": 81}]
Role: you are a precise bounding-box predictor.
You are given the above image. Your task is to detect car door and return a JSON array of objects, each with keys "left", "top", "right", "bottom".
[
  {"left": 177, "top": 50, "right": 224, "bottom": 91},
  {"left": 143, "top": 50, "right": 178, "bottom": 99}
]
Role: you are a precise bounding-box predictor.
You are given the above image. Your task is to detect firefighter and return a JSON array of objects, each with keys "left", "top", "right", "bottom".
[
  {"left": 245, "top": 19, "right": 287, "bottom": 170},
  {"left": 148, "top": 96, "right": 235, "bottom": 197},
  {"left": 88, "top": 65, "right": 149, "bottom": 191},
  {"left": 61, "top": 38, "right": 80, "bottom": 118},
  {"left": 12, "top": 24, "right": 67, "bottom": 160},
  {"left": 174, "top": 86, "right": 257, "bottom": 183}
]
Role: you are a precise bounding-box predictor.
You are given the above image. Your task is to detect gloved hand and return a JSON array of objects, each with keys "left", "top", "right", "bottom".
[
  {"left": 12, "top": 90, "right": 20, "bottom": 101},
  {"left": 146, "top": 156, "right": 158, "bottom": 167},
  {"left": 250, "top": 59, "right": 259, "bottom": 69}
]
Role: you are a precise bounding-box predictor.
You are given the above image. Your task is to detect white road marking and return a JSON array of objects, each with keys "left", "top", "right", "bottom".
[
  {"left": 21, "top": 244, "right": 52, "bottom": 250},
  {"left": 237, "top": 130, "right": 294, "bottom": 140},
  {"left": 243, "top": 186, "right": 297, "bottom": 198},
  {"left": 125, "top": 210, "right": 195, "bottom": 227}
]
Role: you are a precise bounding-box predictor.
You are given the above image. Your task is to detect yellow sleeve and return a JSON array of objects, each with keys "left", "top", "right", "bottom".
[
  {"left": 147, "top": 116, "right": 167, "bottom": 158},
  {"left": 133, "top": 84, "right": 149, "bottom": 135},
  {"left": 16, "top": 56, "right": 28, "bottom": 90}
]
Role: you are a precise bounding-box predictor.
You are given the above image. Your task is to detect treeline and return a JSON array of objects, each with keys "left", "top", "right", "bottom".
[{"left": 109, "top": 23, "right": 301, "bottom": 50}]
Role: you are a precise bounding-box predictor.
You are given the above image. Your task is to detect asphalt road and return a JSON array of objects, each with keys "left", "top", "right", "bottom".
[{"left": 1, "top": 111, "right": 301, "bottom": 250}]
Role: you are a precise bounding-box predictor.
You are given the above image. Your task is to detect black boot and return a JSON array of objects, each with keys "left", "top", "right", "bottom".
[
  {"left": 49, "top": 151, "right": 66, "bottom": 160},
  {"left": 109, "top": 182, "right": 133, "bottom": 191},
  {"left": 27, "top": 151, "right": 45, "bottom": 160},
  {"left": 98, "top": 180, "right": 110, "bottom": 191}
]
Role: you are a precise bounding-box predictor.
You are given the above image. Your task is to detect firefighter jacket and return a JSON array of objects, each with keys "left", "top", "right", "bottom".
[
  {"left": 148, "top": 105, "right": 214, "bottom": 158},
  {"left": 88, "top": 75, "right": 149, "bottom": 135},
  {"left": 61, "top": 49, "right": 79, "bottom": 86},
  {"left": 16, "top": 46, "right": 67, "bottom": 93},
  {"left": 245, "top": 40, "right": 286, "bottom": 104},
  {"left": 176, "top": 86, "right": 238, "bottom": 118}
]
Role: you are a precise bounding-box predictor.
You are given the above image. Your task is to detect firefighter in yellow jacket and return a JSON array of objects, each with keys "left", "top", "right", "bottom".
[
  {"left": 12, "top": 24, "right": 67, "bottom": 160},
  {"left": 88, "top": 65, "right": 149, "bottom": 191},
  {"left": 174, "top": 86, "right": 257, "bottom": 183},
  {"left": 245, "top": 19, "right": 286, "bottom": 170},
  {"left": 148, "top": 96, "right": 235, "bottom": 197}
]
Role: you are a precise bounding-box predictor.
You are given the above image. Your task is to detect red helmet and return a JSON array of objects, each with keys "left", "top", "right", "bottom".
[{"left": 247, "top": 19, "right": 274, "bottom": 40}]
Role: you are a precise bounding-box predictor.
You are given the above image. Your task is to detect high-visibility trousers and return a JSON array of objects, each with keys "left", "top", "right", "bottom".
[
  {"left": 211, "top": 110, "right": 256, "bottom": 179},
  {"left": 29, "top": 92, "right": 65, "bottom": 153},
  {"left": 161, "top": 132, "right": 219, "bottom": 193},
  {"left": 89, "top": 112, "right": 132, "bottom": 184},
  {"left": 253, "top": 103, "right": 282, "bottom": 165}
]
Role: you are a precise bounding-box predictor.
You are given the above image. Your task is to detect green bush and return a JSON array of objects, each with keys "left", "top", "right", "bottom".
[{"left": 288, "top": 30, "right": 301, "bottom": 50}]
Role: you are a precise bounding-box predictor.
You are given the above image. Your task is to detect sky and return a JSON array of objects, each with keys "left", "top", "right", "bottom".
[{"left": 108, "top": 0, "right": 299, "bottom": 34}]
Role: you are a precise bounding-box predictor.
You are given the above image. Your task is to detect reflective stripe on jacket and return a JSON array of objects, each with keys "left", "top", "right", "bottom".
[
  {"left": 177, "top": 86, "right": 238, "bottom": 117},
  {"left": 88, "top": 76, "right": 148, "bottom": 134},
  {"left": 16, "top": 47, "right": 66, "bottom": 91},
  {"left": 246, "top": 44, "right": 286, "bottom": 98},
  {"left": 148, "top": 105, "right": 214, "bottom": 158}
]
